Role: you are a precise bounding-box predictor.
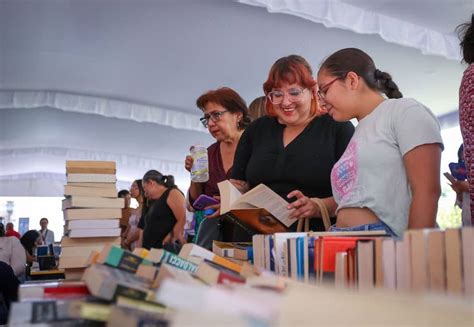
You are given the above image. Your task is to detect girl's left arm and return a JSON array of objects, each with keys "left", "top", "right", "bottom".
[{"left": 404, "top": 143, "right": 442, "bottom": 229}]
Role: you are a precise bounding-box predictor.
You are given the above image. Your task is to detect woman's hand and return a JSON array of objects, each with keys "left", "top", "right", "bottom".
[
  {"left": 163, "top": 228, "right": 186, "bottom": 246},
  {"left": 204, "top": 198, "right": 221, "bottom": 219},
  {"left": 287, "top": 190, "right": 320, "bottom": 219},
  {"left": 448, "top": 180, "right": 469, "bottom": 194},
  {"left": 184, "top": 155, "right": 194, "bottom": 172},
  {"left": 230, "top": 179, "right": 250, "bottom": 193}
]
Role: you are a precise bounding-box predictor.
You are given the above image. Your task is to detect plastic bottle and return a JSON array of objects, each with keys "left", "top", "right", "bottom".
[{"left": 190, "top": 145, "right": 209, "bottom": 183}]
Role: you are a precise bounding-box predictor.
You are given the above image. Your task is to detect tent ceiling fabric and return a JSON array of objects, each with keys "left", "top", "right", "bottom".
[
  {"left": 237, "top": 0, "right": 467, "bottom": 60},
  {"left": 0, "top": 0, "right": 470, "bottom": 196}
]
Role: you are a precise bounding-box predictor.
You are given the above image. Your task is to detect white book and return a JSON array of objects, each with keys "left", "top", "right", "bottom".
[
  {"left": 218, "top": 180, "right": 294, "bottom": 228},
  {"left": 64, "top": 185, "right": 117, "bottom": 198},
  {"left": 335, "top": 252, "right": 348, "bottom": 289},
  {"left": 395, "top": 237, "right": 411, "bottom": 291},
  {"left": 63, "top": 208, "right": 122, "bottom": 220},
  {"left": 382, "top": 238, "right": 396, "bottom": 289},
  {"left": 68, "top": 228, "right": 121, "bottom": 238},
  {"left": 62, "top": 196, "right": 124, "bottom": 210},
  {"left": 66, "top": 219, "right": 120, "bottom": 230},
  {"left": 60, "top": 245, "right": 105, "bottom": 257},
  {"left": 273, "top": 232, "right": 306, "bottom": 275},
  {"left": 67, "top": 173, "right": 116, "bottom": 183}
]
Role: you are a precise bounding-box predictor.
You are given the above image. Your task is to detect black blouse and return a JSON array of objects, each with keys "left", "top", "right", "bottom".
[{"left": 231, "top": 115, "right": 354, "bottom": 202}]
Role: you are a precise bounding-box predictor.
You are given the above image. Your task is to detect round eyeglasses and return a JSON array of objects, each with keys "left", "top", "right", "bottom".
[
  {"left": 267, "top": 87, "right": 307, "bottom": 105},
  {"left": 200, "top": 110, "right": 228, "bottom": 128}
]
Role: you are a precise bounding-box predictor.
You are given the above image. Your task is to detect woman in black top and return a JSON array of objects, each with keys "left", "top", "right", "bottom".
[
  {"left": 231, "top": 55, "right": 354, "bottom": 230},
  {"left": 138, "top": 170, "right": 186, "bottom": 249}
]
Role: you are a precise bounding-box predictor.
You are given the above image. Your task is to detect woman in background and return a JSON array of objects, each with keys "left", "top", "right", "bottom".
[
  {"left": 138, "top": 170, "right": 186, "bottom": 250},
  {"left": 317, "top": 48, "right": 443, "bottom": 237},
  {"left": 122, "top": 179, "right": 147, "bottom": 250},
  {"left": 20, "top": 230, "right": 41, "bottom": 265}
]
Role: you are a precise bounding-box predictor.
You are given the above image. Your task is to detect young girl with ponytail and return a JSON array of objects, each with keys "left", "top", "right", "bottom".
[{"left": 317, "top": 48, "right": 443, "bottom": 237}]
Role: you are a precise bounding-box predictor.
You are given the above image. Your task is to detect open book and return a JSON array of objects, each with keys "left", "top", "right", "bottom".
[{"left": 217, "top": 180, "right": 294, "bottom": 228}]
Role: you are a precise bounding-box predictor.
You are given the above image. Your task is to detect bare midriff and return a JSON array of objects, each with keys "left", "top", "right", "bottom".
[{"left": 336, "top": 207, "right": 381, "bottom": 227}]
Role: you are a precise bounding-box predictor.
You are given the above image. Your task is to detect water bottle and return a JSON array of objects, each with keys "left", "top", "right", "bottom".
[{"left": 190, "top": 145, "right": 209, "bottom": 183}]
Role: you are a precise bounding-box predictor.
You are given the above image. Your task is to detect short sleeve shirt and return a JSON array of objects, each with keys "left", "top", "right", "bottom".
[{"left": 331, "top": 98, "right": 443, "bottom": 237}]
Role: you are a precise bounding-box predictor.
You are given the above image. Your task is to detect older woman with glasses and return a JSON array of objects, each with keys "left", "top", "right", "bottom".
[
  {"left": 184, "top": 87, "right": 250, "bottom": 246},
  {"left": 231, "top": 55, "right": 354, "bottom": 231}
]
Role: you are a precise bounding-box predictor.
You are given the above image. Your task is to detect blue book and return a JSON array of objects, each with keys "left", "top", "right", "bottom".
[
  {"left": 296, "top": 237, "right": 305, "bottom": 280},
  {"left": 269, "top": 236, "right": 275, "bottom": 272}
]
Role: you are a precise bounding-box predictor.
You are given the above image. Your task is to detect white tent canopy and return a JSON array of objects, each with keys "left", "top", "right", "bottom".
[{"left": 0, "top": 0, "right": 471, "bottom": 196}]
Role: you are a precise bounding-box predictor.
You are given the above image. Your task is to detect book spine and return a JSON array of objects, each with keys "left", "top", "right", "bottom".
[{"left": 296, "top": 237, "right": 305, "bottom": 280}]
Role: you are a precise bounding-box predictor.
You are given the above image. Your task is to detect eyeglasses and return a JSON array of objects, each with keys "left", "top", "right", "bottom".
[
  {"left": 200, "top": 110, "right": 228, "bottom": 128},
  {"left": 267, "top": 87, "right": 307, "bottom": 105},
  {"left": 317, "top": 77, "right": 341, "bottom": 100}
]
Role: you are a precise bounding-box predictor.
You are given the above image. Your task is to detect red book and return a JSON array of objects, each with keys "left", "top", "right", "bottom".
[{"left": 316, "top": 237, "right": 380, "bottom": 273}]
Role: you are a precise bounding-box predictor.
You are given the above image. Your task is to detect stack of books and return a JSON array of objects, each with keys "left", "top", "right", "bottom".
[{"left": 59, "top": 160, "right": 124, "bottom": 279}]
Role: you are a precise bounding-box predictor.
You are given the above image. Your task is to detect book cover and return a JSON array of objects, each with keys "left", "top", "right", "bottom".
[
  {"left": 82, "top": 264, "right": 153, "bottom": 301},
  {"left": 212, "top": 241, "right": 252, "bottom": 261},
  {"left": 179, "top": 243, "right": 242, "bottom": 274},
  {"left": 66, "top": 160, "right": 116, "bottom": 170},
  {"left": 445, "top": 228, "right": 463, "bottom": 295},
  {"left": 66, "top": 219, "right": 120, "bottom": 230},
  {"left": 63, "top": 208, "right": 122, "bottom": 220},
  {"left": 356, "top": 239, "right": 375, "bottom": 290},
  {"left": 60, "top": 236, "right": 120, "bottom": 247},
  {"left": 62, "top": 196, "right": 124, "bottom": 210},
  {"left": 218, "top": 180, "right": 294, "bottom": 228},
  {"left": 67, "top": 173, "right": 117, "bottom": 183},
  {"left": 64, "top": 185, "right": 117, "bottom": 198},
  {"left": 427, "top": 230, "right": 446, "bottom": 293},
  {"left": 67, "top": 228, "right": 121, "bottom": 238},
  {"left": 195, "top": 260, "right": 246, "bottom": 285}
]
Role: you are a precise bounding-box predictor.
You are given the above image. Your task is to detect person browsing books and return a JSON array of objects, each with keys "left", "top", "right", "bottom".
[
  {"left": 38, "top": 217, "right": 54, "bottom": 245},
  {"left": 316, "top": 48, "right": 443, "bottom": 237},
  {"left": 184, "top": 88, "right": 250, "bottom": 244},
  {"left": 231, "top": 55, "right": 355, "bottom": 231},
  {"left": 137, "top": 170, "right": 186, "bottom": 250},
  {"left": 122, "top": 179, "right": 148, "bottom": 250},
  {"left": 20, "top": 230, "right": 41, "bottom": 265}
]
